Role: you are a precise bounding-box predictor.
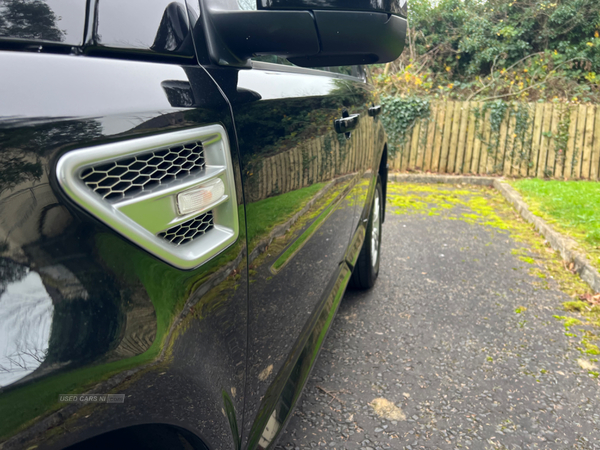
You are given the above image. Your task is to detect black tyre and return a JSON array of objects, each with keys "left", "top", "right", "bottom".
[{"left": 349, "top": 176, "right": 383, "bottom": 290}]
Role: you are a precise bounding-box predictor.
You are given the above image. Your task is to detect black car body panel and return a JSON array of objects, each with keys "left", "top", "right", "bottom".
[
  {"left": 0, "top": 51, "right": 248, "bottom": 450},
  {"left": 227, "top": 62, "right": 384, "bottom": 448},
  {"left": 0, "top": 1, "right": 391, "bottom": 449}
]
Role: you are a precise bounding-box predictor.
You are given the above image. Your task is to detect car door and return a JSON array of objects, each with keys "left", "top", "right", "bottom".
[
  {"left": 199, "top": 55, "right": 377, "bottom": 448},
  {"left": 0, "top": 3, "right": 248, "bottom": 450}
]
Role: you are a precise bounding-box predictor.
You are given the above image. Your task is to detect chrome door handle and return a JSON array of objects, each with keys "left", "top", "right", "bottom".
[
  {"left": 368, "top": 105, "right": 382, "bottom": 117},
  {"left": 334, "top": 113, "right": 360, "bottom": 134}
]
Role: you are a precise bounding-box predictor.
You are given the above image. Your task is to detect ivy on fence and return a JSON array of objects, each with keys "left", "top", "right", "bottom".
[
  {"left": 381, "top": 97, "right": 592, "bottom": 179},
  {"left": 380, "top": 96, "right": 431, "bottom": 157}
]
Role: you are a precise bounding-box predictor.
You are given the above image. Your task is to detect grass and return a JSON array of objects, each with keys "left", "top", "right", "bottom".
[{"left": 511, "top": 179, "right": 600, "bottom": 268}]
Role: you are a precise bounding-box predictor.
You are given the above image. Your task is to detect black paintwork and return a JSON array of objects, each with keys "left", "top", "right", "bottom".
[
  {"left": 0, "top": 1, "right": 388, "bottom": 449},
  {"left": 258, "top": 0, "right": 408, "bottom": 17}
]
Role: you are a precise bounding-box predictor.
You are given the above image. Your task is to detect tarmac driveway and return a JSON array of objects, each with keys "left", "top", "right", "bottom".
[{"left": 275, "top": 182, "right": 600, "bottom": 450}]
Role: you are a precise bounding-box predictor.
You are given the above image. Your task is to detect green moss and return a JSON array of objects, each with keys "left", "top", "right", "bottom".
[
  {"left": 515, "top": 307, "right": 527, "bottom": 314},
  {"left": 387, "top": 183, "right": 511, "bottom": 230},
  {"left": 553, "top": 315, "right": 582, "bottom": 330},
  {"left": 529, "top": 268, "right": 547, "bottom": 279},
  {"left": 583, "top": 341, "right": 600, "bottom": 355},
  {"left": 519, "top": 256, "right": 536, "bottom": 264},
  {"left": 563, "top": 301, "right": 589, "bottom": 312}
]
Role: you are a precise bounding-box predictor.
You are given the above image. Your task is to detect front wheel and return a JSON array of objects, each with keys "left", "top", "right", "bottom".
[{"left": 349, "top": 176, "right": 383, "bottom": 290}]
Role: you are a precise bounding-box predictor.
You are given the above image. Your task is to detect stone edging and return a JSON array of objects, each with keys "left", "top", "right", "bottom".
[{"left": 390, "top": 173, "right": 600, "bottom": 294}]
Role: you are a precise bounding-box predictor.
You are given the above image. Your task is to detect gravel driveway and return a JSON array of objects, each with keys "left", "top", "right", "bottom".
[{"left": 275, "top": 182, "right": 600, "bottom": 450}]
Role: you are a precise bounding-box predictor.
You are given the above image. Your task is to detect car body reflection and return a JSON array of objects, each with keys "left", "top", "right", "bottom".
[{"left": 0, "top": 266, "right": 53, "bottom": 387}]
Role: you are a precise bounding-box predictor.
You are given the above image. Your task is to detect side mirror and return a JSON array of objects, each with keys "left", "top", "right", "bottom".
[{"left": 196, "top": 0, "right": 407, "bottom": 68}]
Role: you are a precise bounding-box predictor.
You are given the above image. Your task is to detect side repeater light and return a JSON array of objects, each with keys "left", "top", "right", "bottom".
[{"left": 177, "top": 178, "right": 226, "bottom": 215}]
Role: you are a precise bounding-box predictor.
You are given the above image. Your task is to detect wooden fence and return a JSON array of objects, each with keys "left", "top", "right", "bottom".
[{"left": 389, "top": 101, "right": 600, "bottom": 180}]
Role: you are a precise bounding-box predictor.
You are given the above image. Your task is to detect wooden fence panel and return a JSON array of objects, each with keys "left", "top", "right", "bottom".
[
  {"left": 479, "top": 109, "right": 492, "bottom": 174},
  {"left": 536, "top": 104, "right": 553, "bottom": 178},
  {"left": 547, "top": 106, "right": 560, "bottom": 177},
  {"left": 564, "top": 105, "right": 579, "bottom": 179},
  {"left": 592, "top": 106, "right": 600, "bottom": 180},
  {"left": 495, "top": 108, "right": 509, "bottom": 175},
  {"left": 447, "top": 102, "right": 462, "bottom": 173},
  {"left": 554, "top": 106, "right": 566, "bottom": 179},
  {"left": 471, "top": 103, "right": 483, "bottom": 174},
  {"left": 505, "top": 107, "right": 517, "bottom": 176},
  {"left": 582, "top": 105, "right": 596, "bottom": 179},
  {"left": 439, "top": 101, "right": 454, "bottom": 172},
  {"left": 431, "top": 100, "right": 446, "bottom": 172},
  {"left": 423, "top": 104, "right": 437, "bottom": 171},
  {"left": 383, "top": 100, "right": 600, "bottom": 180},
  {"left": 520, "top": 104, "right": 536, "bottom": 177},
  {"left": 454, "top": 102, "right": 469, "bottom": 173},
  {"left": 409, "top": 119, "right": 421, "bottom": 170},
  {"left": 572, "top": 105, "right": 588, "bottom": 179},
  {"left": 464, "top": 102, "right": 477, "bottom": 174}
]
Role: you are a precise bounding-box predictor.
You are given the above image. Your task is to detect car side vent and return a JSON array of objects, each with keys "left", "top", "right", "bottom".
[
  {"left": 57, "top": 125, "right": 238, "bottom": 270},
  {"left": 80, "top": 142, "right": 206, "bottom": 201},
  {"left": 158, "top": 210, "right": 214, "bottom": 245}
]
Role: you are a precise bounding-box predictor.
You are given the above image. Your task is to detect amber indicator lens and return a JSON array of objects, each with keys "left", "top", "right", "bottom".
[{"left": 177, "top": 178, "right": 225, "bottom": 215}]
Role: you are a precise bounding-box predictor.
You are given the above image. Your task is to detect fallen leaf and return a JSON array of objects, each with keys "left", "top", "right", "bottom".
[
  {"left": 369, "top": 398, "right": 406, "bottom": 421},
  {"left": 577, "top": 359, "right": 597, "bottom": 371},
  {"left": 579, "top": 293, "right": 600, "bottom": 306},
  {"left": 258, "top": 364, "right": 273, "bottom": 381}
]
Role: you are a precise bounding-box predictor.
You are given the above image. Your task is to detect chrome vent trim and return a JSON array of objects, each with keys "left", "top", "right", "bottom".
[
  {"left": 158, "top": 210, "right": 214, "bottom": 246},
  {"left": 81, "top": 141, "right": 206, "bottom": 201},
  {"left": 57, "top": 125, "right": 238, "bottom": 270}
]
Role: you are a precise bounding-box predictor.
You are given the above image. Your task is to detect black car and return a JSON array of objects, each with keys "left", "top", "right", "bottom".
[{"left": 0, "top": 1, "right": 406, "bottom": 449}]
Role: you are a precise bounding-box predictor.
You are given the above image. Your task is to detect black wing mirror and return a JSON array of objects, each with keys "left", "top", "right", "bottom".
[{"left": 196, "top": 0, "right": 407, "bottom": 68}]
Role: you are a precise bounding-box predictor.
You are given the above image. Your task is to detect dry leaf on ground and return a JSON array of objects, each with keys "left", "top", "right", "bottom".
[
  {"left": 579, "top": 293, "right": 600, "bottom": 306},
  {"left": 578, "top": 359, "right": 598, "bottom": 371},
  {"left": 369, "top": 398, "right": 406, "bottom": 421},
  {"left": 258, "top": 364, "right": 273, "bottom": 381}
]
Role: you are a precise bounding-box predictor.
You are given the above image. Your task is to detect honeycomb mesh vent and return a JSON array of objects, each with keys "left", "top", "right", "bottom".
[
  {"left": 80, "top": 142, "right": 205, "bottom": 201},
  {"left": 158, "top": 211, "right": 214, "bottom": 246}
]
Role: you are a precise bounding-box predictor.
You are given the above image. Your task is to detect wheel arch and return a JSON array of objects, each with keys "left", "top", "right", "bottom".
[{"left": 64, "top": 423, "right": 211, "bottom": 450}]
